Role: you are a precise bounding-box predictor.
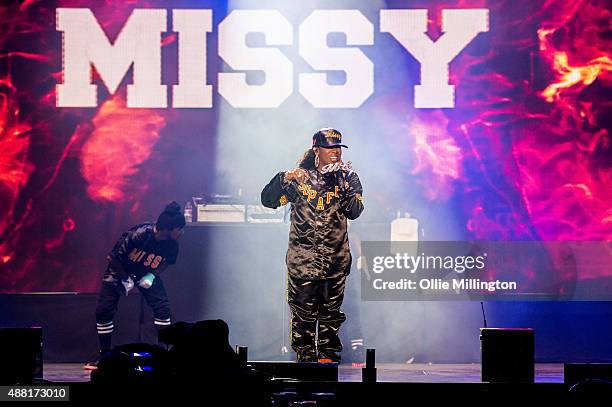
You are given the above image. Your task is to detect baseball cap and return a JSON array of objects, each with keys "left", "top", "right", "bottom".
[{"left": 312, "top": 128, "right": 348, "bottom": 148}]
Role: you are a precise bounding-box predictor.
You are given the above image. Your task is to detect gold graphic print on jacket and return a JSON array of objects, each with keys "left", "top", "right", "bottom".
[{"left": 261, "top": 168, "right": 364, "bottom": 280}]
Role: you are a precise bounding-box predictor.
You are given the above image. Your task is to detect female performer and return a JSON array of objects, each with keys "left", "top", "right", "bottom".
[{"left": 261, "top": 128, "right": 364, "bottom": 363}]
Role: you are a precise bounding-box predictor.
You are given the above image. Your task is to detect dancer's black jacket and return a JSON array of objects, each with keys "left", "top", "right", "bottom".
[
  {"left": 261, "top": 168, "right": 364, "bottom": 279},
  {"left": 104, "top": 223, "right": 178, "bottom": 282}
]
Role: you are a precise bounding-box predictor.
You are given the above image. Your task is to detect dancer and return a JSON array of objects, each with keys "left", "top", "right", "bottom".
[{"left": 85, "top": 202, "right": 186, "bottom": 369}]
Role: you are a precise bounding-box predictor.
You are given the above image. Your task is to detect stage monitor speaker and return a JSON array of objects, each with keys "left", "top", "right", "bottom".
[
  {"left": 565, "top": 363, "right": 612, "bottom": 386},
  {"left": 480, "top": 328, "right": 534, "bottom": 383},
  {"left": 249, "top": 361, "right": 338, "bottom": 382},
  {"left": 0, "top": 327, "right": 43, "bottom": 385}
]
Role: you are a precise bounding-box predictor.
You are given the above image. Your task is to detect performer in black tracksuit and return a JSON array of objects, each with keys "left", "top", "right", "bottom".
[
  {"left": 261, "top": 128, "right": 364, "bottom": 362},
  {"left": 90, "top": 202, "right": 186, "bottom": 365}
]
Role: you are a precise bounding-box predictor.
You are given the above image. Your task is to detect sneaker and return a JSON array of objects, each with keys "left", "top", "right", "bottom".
[
  {"left": 83, "top": 350, "right": 110, "bottom": 370},
  {"left": 317, "top": 352, "right": 340, "bottom": 363},
  {"left": 83, "top": 359, "right": 99, "bottom": 370}
]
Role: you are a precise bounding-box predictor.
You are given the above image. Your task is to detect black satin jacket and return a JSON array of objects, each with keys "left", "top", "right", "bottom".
[
  {"left": 261, "top": 168, "right": 364, "bottom": 280},
  {"left": 103, "top": 223, "right": 178, "bottom": 282}
]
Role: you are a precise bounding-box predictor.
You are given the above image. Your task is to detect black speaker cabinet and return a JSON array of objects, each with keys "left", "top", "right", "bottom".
[
  {"left": 0, "top": 327, "right": 43, "bottom": 385},
  {"left": 480, "top": 328, "right": 534, "bottom": 383}
]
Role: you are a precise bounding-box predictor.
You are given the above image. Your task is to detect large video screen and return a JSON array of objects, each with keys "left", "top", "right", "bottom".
[{"left": 0, "top": 0, "right": 609, "bottom": 297}]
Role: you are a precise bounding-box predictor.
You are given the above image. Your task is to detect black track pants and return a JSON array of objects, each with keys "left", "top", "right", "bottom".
[
  {"left": 94, "top": 277, "right": 171, "bottom": 350},
  {"left": 287, "top": 274, "right": 347, "bottom": 362}
]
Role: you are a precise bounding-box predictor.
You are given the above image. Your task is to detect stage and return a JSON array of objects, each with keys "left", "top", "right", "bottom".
[
  {"left": 44, "top": 362, "right": 564, "bottom": 383},
  {"left": 34, "top": 363, "right": 583, "bottom": 402}
]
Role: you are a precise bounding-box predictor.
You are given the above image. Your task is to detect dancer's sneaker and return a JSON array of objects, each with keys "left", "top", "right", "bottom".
[
  {"left": 83, "top": 350, "right": 110, "bottom": 370},
  {"left": 83, "top": 358, "right": 99, "bottom": 370}
]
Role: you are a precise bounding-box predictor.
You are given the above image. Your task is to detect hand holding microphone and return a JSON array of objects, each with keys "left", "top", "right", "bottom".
[
  {"left": 322, "top": 161, "right": 352, "bottom": 193},
  {"left": 321, "top": 160, "right": 352, "bottom": 174},
  {"left": 284, "top": 168, "right": 308, "bottom": 184}
]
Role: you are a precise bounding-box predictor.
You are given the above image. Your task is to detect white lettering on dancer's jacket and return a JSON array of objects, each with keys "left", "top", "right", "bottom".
[{"left": 128, "top": 248, "right": 163, "bottom": 269}]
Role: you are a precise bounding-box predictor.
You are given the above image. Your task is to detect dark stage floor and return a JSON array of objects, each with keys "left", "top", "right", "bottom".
[{"left": 43, "top": 362, "right": 564, "bottom": 383}]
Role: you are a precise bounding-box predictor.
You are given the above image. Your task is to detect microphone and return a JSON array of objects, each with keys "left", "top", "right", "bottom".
[
  {"left": 322, "top": 161, "right": 352, "bottom": 192},
  {"left": 335, "top": 168, "right": 347, "bottom": 193},
  {"left": 481, "top": 301, "right": 488, "bottom": 328}
]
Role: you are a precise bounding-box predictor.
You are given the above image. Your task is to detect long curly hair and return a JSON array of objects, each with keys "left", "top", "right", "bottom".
[{"left": 297, "top": 148, "right": 316, "bottom": 170}]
